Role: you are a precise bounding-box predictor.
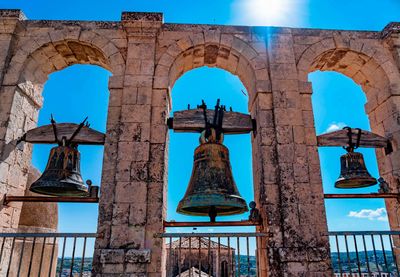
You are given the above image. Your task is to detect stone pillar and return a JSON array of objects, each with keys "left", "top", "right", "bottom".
[
  {"left": 252, "top": 30, "right": 332, "bottom": 276},
  {"left": 0, "top": 14, "right": 44, "bottom": 273},
  {"left": 93, "top": 12, "right": 166, "bottom": 276},
  {"left": 375, "top": 24, "right": 400, "bottom": 268}
]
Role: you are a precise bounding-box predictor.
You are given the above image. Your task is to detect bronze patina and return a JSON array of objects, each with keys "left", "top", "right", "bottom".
[
  {"left": 177, "top": 100, "right": 248, "bottom": 222},
  {"left": 29, "top": 116, "right": 89, "bottom": 196},
  {"left": 335, "top": 127, "right": 377, "bottom": 188}
]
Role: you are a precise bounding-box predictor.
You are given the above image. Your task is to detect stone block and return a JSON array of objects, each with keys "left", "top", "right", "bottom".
[
  {"left": 129, "top": 204, "right": 147, "bottom": 226},
  {"left": 125, "top": 249, "right": 151, "bottom": 263},
  {"left": 100, "top": 249, "right": 125, "bottom": 264},
  {"left": 112, "top": 203, "right": 130, "bottom": 225},
  {"left": 121, "top": 104, "right": 151, "bottom": 123},
  {"left": 110, "top": 225, "right": 145, "bottom": 249},
  {"left": 119, "top": 122, "right": 150, "bottom": 142},
  {"left": 115, "top": 181, "right": 147, "bottom": 203}
]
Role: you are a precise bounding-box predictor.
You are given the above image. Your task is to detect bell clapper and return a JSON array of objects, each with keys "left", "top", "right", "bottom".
[{"left": 209, "top": 206, "right": 217, "bottom": 223}]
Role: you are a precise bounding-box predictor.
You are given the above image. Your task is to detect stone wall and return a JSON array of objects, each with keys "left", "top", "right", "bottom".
[{"left": 0, "top": 9, "right": 399, "bottom": 276}]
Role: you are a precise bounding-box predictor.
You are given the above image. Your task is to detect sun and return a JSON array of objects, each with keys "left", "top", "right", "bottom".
[{"left": 241, "top": 0, "right": 297, "bottom": 26}]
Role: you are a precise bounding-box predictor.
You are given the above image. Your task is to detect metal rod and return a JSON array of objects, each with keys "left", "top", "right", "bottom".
[
  {"left": 163, "top": 220, "right": 261, "bottom": 227},
  {"left": 324, "top": 193, "right": 400, "bottom": 199},
  {"left": 38, "top": 237, "right": 46, "bottom": 277},
  {"left": 227, "top": 237, "right": 231, "bottom": 277},
  {"left": 6, "top": 237, "right": 15, "bottom": 277},
  {"left": 0, "top": 237, "right": 6, "bottom": 263},
  {"left": 3, "top": 195, "right": 99, "bottom": 204},
  {"left": 198, "top": 237, "right": 201, "bottom": 277},
  {"left": 70, "top": 237, "right": 77, "bottom": 277},
  {"left": 48, "top": 237, "right": 57, "bottom": 277},
  {"left": 16, "top": 237, "right": 26, "bottom": 277},
  {"left": 169, "top": 237, "right": 172, "bottom": 277},
  {"left": 344, "top": 235, "right": 353, "bottom": 275},
  {"left": 80, "top": 237, "right": 87, "bottom": 277},
  {"left": 27, "top": 237, "right": 36, "bottom": 276},
  {"left": 59, "top": 237, "right": 67, "bottom": 277},
  {"left": 352, "top": 235, "right": 362, "bottom": 276},
  {"left": 237, "top": 237, "right": 241, "bottom": 277},
  {"left": 379, "top": 234, "right": 389, "bottom": 273},
  {"left": 329, "top": 230, "right": 400, "bottom": 236},
  {"left": 362, "top": 235, "right": 371, "bottom": 276},
  {"left": 0, "top": 233, "right": 97, "bottom": 238},
  {"left": 178, "top": 237, "right": 182, "bottom": 277},
  {"left": 389, "top": 234, "right": 400, "bottom": 276},
  {"left": 334, "top": 235, "right": 342, "bottom": 276},
  {"left": 207, "top": 237, "right": 211, "bottom": 277},
  {"left": 217, "top": 237, "right": 221, "bottom": 277},
  {"left": 157, "top": 232, "right": 267, "bottom": 238},
  {"left": 371, "top": 235, "right": 382, "bottom": 276},
  {"left": 246, "top": 236, "right": 250, "bottom": 277},
  {"left": 189, "top": 237, "right": 192, "bottom": 277}
]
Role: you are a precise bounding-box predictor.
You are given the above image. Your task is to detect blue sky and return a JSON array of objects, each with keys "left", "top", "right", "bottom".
[{"left": 2, "top": 0, "right": 399, "bottom": 237}]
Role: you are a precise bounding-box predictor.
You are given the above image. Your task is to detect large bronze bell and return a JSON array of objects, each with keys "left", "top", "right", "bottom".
[
  {"left": 335, "top": 150, "right": 377, "bottom": 189},
  {"left": 177, "top": 129, "right": 248, "bottom": 221},
  {"left": 30, "top": 145, "right": 89, "bottom": 196}
]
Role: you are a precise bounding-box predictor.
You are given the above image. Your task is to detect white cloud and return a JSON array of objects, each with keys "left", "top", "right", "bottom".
[
  {"left": 325, "top": 122, "right": 347, "bottom": 133},
  {"left": 348, "top": 208, "right": 388, "bottom": 221}
]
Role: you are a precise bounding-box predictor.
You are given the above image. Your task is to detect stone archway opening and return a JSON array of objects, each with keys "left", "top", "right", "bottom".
[
  {"left": 154, "top": 34, "right": 269, "bottom": 276},
  {"left": 300, "top": 45, "right": 399, "bottom": 275},
  {"left": 5, "top": 38, "right": 116, "bottom": 276},
  {"left": 15, "top": 38, "right": 113, "bottom": 231},
  {"left": 167, "top": 66, "right": 255, "bottom": 228},
  {"left": 30, "top": 64, "right": 111, "bottom": 233},
  {"left": 309, "top": 70, "right": 389, "bottom": 230},
  {"left": 164, "top": 67, "right": 260, "bottom": 277}
]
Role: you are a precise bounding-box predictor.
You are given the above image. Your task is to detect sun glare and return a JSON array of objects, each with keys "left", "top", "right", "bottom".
[{"left": 239, "top": 0, "right": 298, "bottom": 26}]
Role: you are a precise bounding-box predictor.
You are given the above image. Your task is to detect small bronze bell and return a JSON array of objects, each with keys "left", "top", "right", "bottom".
[
  {"left": 29, "top": 144, "right": 88, "bottom": 196},
  {"left": 335, "top": 150, "right": 377, "bottom": 189},
  {"left": 177, "top": 129, "right": 248, "bottom": 221}
]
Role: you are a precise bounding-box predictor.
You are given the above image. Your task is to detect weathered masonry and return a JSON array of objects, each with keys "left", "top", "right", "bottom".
[{"left": 1, "top": 9, "right": 400, "bottom": 276}]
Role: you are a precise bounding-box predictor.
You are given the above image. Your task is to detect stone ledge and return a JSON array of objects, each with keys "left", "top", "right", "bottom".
[
  {"left": 100, "top": 248, "right": 151, "bottom": 264},
  {"left": 381, "top": 22, "right": 400, "bottom": 39},
  {"left": 100, "top": 249, "right": 125, "bottom": 264},
  {"left": 0, "top": 9, "right": 26, "bottom": 20},
  {"left": 121, "top": 12, "right": 163, "bottom": 22},
  {"left": 125, "top": 249, "right": 151, "bottom": 263}
]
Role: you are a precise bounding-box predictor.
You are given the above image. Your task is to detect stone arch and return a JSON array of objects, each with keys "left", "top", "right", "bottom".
[
  {"left": 1, "top": 28, "right": 126, "bottom": 112},
  {"left": 3, "top": 29, "right": 125, "bottom": 88},
  {"left": 297, "top": 37, "right": 400, "bottom": 105},
  {"left": 154, "top": 33, "right": 269, "bottom": 108}
]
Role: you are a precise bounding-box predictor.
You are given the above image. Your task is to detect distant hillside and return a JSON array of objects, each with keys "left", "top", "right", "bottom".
[
  {"left": 331, "top": 250, "right": 398, "bottom": 273},
  {"left": 56, "top": 252, "right": 399, "bottom": 276}
]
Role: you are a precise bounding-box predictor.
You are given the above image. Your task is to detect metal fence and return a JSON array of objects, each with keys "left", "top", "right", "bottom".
[
  {"left": 329, "top": 231, "right": 400, "bottom": 277},
  {"left": 0, "top": 232, "right": 96, "bottom": 277},
  {"left": 3, "top": 230, "right": 400, "bottom": 276},
  {"left": 159, "top": 232, "right": 266, "bottom": 277}
]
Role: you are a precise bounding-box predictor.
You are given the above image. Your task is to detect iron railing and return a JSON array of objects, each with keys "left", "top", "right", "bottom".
[
  {"left": 2, "top": 230, "right": 400, "bottom": 276},
  {"left": 329, "top": 231, "right": 400, "bottom": 277},
  {"left": 159, "top": 232, "right": 266, "bottom": 277},
  {"left": 0, "top": 232, "right": 96, "bottom": 277}
]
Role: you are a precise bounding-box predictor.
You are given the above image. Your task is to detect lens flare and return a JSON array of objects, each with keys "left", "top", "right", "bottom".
[{"left": 239, "top": 0, "right": 298, "bottom": 26}]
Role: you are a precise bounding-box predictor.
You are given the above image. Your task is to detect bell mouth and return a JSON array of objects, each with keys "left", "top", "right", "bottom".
[
  {"left": 30, "top": 181, "right": 89, "bottom": 197},
  {"left": 335, "top": 177, "right": 377, "bottom": 189},
  {"left": 177, "top": 194, "right": 249, "bottom": 217}
]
